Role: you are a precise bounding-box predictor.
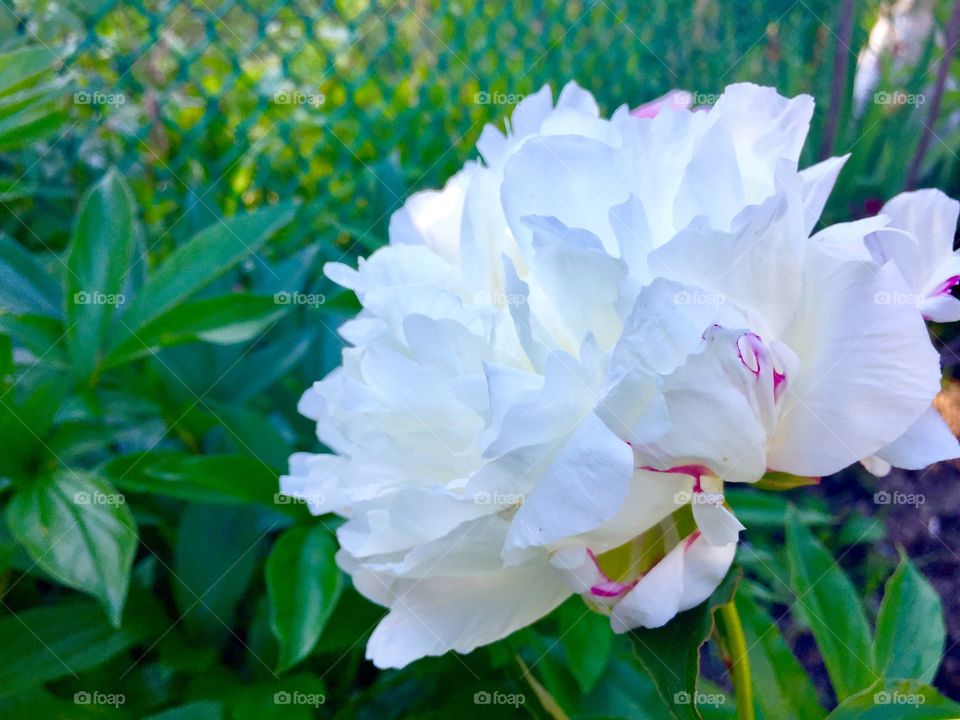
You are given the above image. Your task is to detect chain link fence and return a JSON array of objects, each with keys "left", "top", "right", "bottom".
[{"left": 3, "top": 0, "right": 855, "bottom": 255}]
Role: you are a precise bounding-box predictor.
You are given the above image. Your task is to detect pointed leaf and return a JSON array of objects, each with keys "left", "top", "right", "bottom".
[
  {"left": 874, "top": 556, "right": 945, "bottom": 683},
  {"left": 65, "top": 169, "right": 136, "bottom": 378},
  {"left": 557, "top": 599, "right": 611, "bottom": 693},
  {"left": 786, "top": 507, "right": 877, "bottom": 700},
  {"left": 827, "top": 679, "right": 960, "bottom": 719},
  {"left": 104, "top": 294, "right": 286, "bottom": 368},
  {"left": 117, "top": 203, "right": 295, "bottom": 335},
  {"left": 5, "top": 472, "right": 137, "bottom": 626},
  {"left": 0, "top": 235, "right": 61, "bottom": 317},
  {"left": 103, "top": 451, "right": 281, "bottom": 506},
  {"left": 266, "top": 525, "right": 343, "bottom": 672},
  {"left": 0, "top": 598, "right": 159, "bottom": 698}
]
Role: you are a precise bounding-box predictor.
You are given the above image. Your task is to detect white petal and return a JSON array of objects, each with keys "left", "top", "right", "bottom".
[
  {"left": 610, "top": 533, "right": 736, "bottom": 632},
  {"left": 770, "top": 248, "right": 941, "bottom": 476},
  {"left": 481, "top": 351, "right": 596, "bottom": 459},
  {"left": 920, "top": 294, "right": 960, "bottom": 323},
  {"left": 337, "top": 488, "right": 490, "bottom": 559},
  {"left": 505, "top": 413, "right": 635, "bottom": 553},
  {"left": 712, "top": 83, "right": 814, "bottom": 197},
  {"left": 523, "top": 215, "right": 627, "bottom": 349},
  {"left": 649, "top": 178, "right": 806, "bottom": 337},
  {"left": 365, "top": 560, "right": 569, "bottom": 668},
  {"left": 609, "top": 193, "right": 655, "bottom": 285},
  {"left": 388, "top": 164, "right": 476, "bottom": 262},
  {"left": 501, "top": 134, "right": 628, "bottom": 257},
  {"left": 875, "top": 406, "right": 960, "bottom": 470},
  {"left": 571, "top": 469, "right": 691, "bottom": 553},
  {"left": 692, "top": 497, "right": 746, "bottom": 546},
  {"left": 880, "top": 189, "right": 959, "bottom": 277},
  {"left": 798, "top": 155, "right": 849, "bottom": 233},
  {"left": 672, "top": 118, "right": 746, "bottom": 232},
  {"left": 610, "top": 278, "right": 746, "bottom": 379},
  {"left": 634, "top": 325, "right": 777, "bottom": 484},
  {"left": 861, "top": 455, "right": 892, "bottom": 477}
]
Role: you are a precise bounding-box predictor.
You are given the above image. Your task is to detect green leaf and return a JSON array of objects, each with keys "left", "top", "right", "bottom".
[
  {"left": 229, "top": 673, "right": 328, "bottom": 720},
  {"left": 216, "top": 327, "right": 317, "bottom": 403},
  {"left": 726, "top": 488, "right": 831, "bottom": 527},
  {"left": 266, "top": 525, "right": 343, "bottom": 672},
  {"left": 0, "top": 314, "right": 67, "bottom": 362},
  {"left": 0, "top": 235, "right": 62, "bottom": 317},
  {"left": 173, "top": 503, "right": 269, "bottom": 640},
  {"left": 826, "top": 679, "right": 960, "bottom": 719},
  {"left": 874, "top": 556, "right": 945, "bottom": 683},
  {"left": 0, "top": 598, "right": 157, "bottom": 697},
  {"left": 205, "top": 402, "right": 292, "bottom": 470},
  {"left": 6, "top": 472, "right": 137, "bottom": 626},
  {"left": 103, "top": 452, "right": 281, "bottom": 506},
  {"left": 0, "top": 46, "right": 59, "bottom": 95},
  {"left": 104, "top": 294, "right": 287, "bottom": 368},
  {"left": 0, "top": 688, "right": 118, "bottom": 719},
  {"left": 65, "top": 168, "right": 136, "bottom": 378},
  {"left": 735, "top": 584, "right": 826, "bottom": 719},
  {"left": 118, "top": 203, "right": 295, "bottom": 334},
  {"left": 556, "top": 599, "right": 611, "bottom": 693},
  {"left": 0, "top": 106, "right": 66, "bottom": 151},
  {"left": 145, "top": 701, "right": 225, "bottom": 720},
  {"left": 630, "top": 568, "right": 740, "bottom": 720},
  {"left": 318, "top": 289, "right": 362, "bottom": 314},
  {"left": 786, "top": 507, "right": 877, "bottom": 701}
]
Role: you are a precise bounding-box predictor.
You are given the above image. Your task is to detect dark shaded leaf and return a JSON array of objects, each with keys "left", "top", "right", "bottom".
[{"left": 266, "top": 525, "right": 342, "bottom": 671}]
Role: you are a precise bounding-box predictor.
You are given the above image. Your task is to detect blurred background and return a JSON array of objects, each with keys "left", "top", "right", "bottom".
[{"left": 1, "top": 0, "right": 960, "bottom": 718}]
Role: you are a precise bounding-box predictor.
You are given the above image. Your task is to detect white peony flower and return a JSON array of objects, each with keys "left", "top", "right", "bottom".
[{"left": 283, "top": 81, "right": 959, "bottom": 669}]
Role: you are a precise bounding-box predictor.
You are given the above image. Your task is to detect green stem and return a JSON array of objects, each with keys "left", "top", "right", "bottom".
[
  {"left": 718, "top": 600, "right": 754, "bottom": 720},
  {"left": 515, "top": 654, "right": 570, "bottom": 720}
]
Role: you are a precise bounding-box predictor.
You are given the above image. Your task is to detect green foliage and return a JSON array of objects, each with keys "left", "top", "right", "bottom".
[
  {"left": 874, "top": 552, "right": 946, "bottom": 685},
  {"left": 6, "top": 471, "right": 137, "bottom": 626},
  {"left": 786, "top": 507, "right": 878, "bottom": 700},
  {"left": 266, "top": 525, "right": 343, "bottom": 672}
]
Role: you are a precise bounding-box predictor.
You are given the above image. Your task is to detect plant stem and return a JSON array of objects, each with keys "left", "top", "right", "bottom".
[
  {"left": 718, "top": 600, "right": 755, "bottom": 720},
  {"left": 515, "top": 654, "right": 570, "bottom": 720}
]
